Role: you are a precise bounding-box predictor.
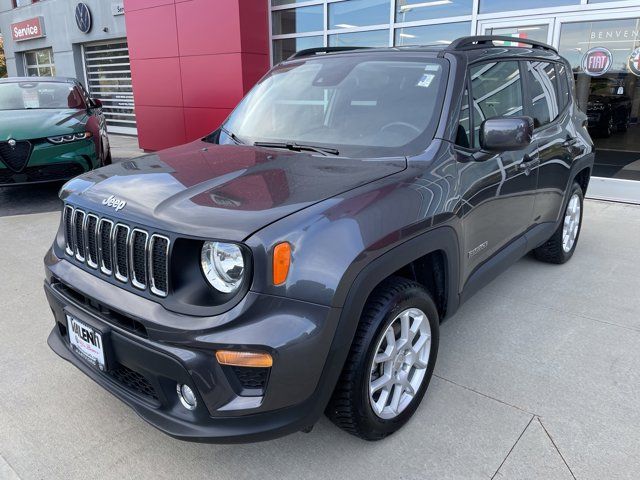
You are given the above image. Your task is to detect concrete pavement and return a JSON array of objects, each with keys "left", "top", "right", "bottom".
[{"left": 0, "top": 199, "right": 639, "bottom": 479}]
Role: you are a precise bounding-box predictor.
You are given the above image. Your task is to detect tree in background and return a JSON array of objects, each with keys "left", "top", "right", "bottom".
[{"left": 0, "top": 36, "right": 7, "bottom": 78}]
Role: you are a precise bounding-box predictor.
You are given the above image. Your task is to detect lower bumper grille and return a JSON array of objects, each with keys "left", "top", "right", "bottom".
[
  {"left": 108, "top": 364, "right": 159, "bottom": 402},
  {"left": 0, "top": 162, "right": 84, "bottom": 184}
]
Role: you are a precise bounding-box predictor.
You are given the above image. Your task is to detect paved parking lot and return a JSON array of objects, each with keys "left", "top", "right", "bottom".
[{"left": 1, "top": 193, "right": 639, "bottom": 479}]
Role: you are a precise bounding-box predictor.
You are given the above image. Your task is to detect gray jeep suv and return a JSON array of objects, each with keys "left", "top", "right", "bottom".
[{"left": 44, "top": 36, "right": 594, "bottom": 442}]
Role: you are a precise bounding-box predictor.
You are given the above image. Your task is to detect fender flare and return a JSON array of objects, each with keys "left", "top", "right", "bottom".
[{"left": 306, "top": 226, "right": 461, "bottom": 422}]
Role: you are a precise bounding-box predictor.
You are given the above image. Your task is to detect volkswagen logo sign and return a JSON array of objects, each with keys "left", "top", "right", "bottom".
[
  {"left": 8, "top": 139, "right": 16, "bottom": 147},
  {"left": 75, "top": 3, "right": 92, "bottom": 34}
]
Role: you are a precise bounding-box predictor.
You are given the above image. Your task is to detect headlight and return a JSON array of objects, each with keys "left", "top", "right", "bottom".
[
  {"left": 47, "top": 131, "right": 92, "bottom": 144},
  {"left": 200, "top": 241, "right": 245, "bottom": 293}
]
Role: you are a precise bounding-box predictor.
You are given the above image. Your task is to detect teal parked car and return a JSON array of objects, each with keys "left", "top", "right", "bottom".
[{"left": 0, "top": 77, "right": 111, "bottom": 186}]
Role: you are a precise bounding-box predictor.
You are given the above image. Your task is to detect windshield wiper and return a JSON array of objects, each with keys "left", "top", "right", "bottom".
[
  {"left": 220, "top": 126, "right": 244, "bottom": 145},
  {"left": 253, "top": 141, "right": 339, "bottom": 156}
]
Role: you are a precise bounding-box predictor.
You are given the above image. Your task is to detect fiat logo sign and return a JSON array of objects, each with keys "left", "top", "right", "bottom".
[
  {"left": 8, "top": 139, "right": 16, "bottom": 147},
  {"left": 582, "top": 47, "right": 613, "bottom": 77}
]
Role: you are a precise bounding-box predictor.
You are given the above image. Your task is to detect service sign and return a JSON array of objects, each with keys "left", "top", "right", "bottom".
[
  {"left": 11, "top": 17, "right": 45, "bottom": 42},
  {"left": 111, "top": 1, "right": 125, "bottom": 16},
  {"left": 581, "top": 47, "right": 613, "bottom": 77}
]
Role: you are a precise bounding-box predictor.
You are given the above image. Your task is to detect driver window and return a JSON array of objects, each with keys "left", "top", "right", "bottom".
[{"left": 470, "top": 61, "right": 524, "bottom": 146}]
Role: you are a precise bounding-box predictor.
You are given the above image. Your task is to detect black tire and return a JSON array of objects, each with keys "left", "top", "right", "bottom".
[
  {"left": 533, "top": 182, "right": 584, "bottom": 264},
  {"left": 103, "top": 148, "right": 112, "bottom": 166},
  {"left": 325, "top": 276, "right": 439, "bottom": 440}
]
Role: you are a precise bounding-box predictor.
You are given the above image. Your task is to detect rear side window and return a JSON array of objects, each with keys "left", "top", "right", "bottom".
[
  {"left": 525, "top": 61, "right": 559, "bottom": 128},
  {"left": 469, "top": 61, "right": 524, "bottom": 146},
  {"left": 556, "top": 62, "right": 571, "bottom": 111}
]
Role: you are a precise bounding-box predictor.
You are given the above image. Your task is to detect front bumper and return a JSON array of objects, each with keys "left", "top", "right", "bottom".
[
  {"left": 0, "top": 139, "right": 97, "bottom": 186},
  {"left": 45, "top": 249, "right": 343, "bottom": 443}
]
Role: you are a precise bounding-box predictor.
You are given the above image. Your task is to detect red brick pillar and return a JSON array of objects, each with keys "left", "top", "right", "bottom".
[{"left": 124, "top": 0, "right": 270, "bottom": 151}]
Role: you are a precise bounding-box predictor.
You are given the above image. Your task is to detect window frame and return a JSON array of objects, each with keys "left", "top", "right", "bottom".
[
  {"left": 462, "top": 59, "right": 527, "bottom": 151},
  {"left": 521, "top": 59, "right": 561, "bottom": 130},
  {"left": 23, "top": 48, "right": 56, "bottom": 77}
]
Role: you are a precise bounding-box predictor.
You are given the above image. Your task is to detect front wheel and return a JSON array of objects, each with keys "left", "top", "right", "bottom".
[
  {"left": 326, "top": 277, "right": 439, "bottom": 440},
  {"left": 533, "top": 182, "right": 584, "bottom": 264}
]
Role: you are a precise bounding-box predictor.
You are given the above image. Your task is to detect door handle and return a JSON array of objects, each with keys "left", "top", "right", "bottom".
[
  {"left": 563, "top": 138, "right": 578, "bottom": 147},
  {"left": 518, "top": 155, "right": 540, "bottom": 174}
]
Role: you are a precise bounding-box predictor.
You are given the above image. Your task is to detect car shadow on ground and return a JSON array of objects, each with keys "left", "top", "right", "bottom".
[{"left": 0, "top": 182, "right": 64, "bottom": 217}]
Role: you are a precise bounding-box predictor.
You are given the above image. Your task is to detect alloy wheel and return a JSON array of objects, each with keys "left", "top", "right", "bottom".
[
  {"left": 368, "top": 308, "right": 432, "bottom": 420},
  {"left": 562, "top": 193, "right": 581, "bottom": 253}
]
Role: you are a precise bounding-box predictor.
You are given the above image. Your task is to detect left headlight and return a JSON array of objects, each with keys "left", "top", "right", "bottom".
[
  {"left": 47, "top": 131, "right": 92, "bottom": 144},
  {"left": 200, "top": 241, "right": 245, "bottom": 293}
]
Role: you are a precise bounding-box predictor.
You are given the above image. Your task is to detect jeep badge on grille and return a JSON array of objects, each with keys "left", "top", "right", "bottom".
[{"left": 102, "top": 195, "right": 127, "bottom": 212}]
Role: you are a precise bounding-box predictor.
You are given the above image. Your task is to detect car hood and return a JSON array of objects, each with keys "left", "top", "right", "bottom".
[
  {"left": 62, "top": 141, "right": 407, "bottom": 241},
  {"left": 0, "top": 109, "right": 88, "bottom": 141}
]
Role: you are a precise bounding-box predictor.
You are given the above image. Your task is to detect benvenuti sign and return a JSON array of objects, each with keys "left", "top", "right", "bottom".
[{"left": 11, "top": 17, "right": 46, "bottom": 42}]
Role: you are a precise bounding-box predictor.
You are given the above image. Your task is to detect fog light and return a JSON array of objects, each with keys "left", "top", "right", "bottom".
[{"left": 176, "top": 383, "right": 197, "bottom": 410}]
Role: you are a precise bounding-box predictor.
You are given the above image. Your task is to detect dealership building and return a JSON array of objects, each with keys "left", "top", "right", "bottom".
[{"left": 1, "top": 0, "right": 640, "bottom": 202}]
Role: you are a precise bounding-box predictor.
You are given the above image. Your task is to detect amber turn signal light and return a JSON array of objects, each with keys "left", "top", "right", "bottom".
[
  {"left": 273, "top": 242, "right": 291, "bottom": 286},
  {"left": 216, "top": 350, "right": 273, "bottom": 368}
]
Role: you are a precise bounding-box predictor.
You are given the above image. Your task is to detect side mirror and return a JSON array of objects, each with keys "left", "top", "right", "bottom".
[
  {"left": 479, "top": 116, "right": 533, "bottom": 153},
  {"left": 91, "top": 98, "right": 103, "bottom": 109}
]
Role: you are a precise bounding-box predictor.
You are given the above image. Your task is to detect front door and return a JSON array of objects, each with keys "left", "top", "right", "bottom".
[{"left": 457, "top": 60, "right": 539, "bottom": 284}]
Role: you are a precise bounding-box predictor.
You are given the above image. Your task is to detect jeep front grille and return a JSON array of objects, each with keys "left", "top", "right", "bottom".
[
  {"left": 149, "top": 235, "right": 169, "bottom": 297},
  {"left": 73, "top": 210, "right": 86, "bottom": 262},
  {"left": 63, "top": 206, "right": 170, "bottom": 297}
]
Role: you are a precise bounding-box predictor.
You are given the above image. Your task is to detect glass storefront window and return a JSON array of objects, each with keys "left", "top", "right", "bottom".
[
  {"left": 559, "top": 18, "right": 640, "bottom": 181},
  {"left": 273, "top": 36, "right": 323, "bottom": 64},
  {"left": 395, "top": 22, "right": 471, "bottom": 46},
  {"left": 329, "top": 0, "right": 390, "bottom": 30},
  {"left": 24, "top": 48, "right": 55, "bottom": 77},
  {"left": 480, "top": 0, "right": 577, "bottom": 14},
  {"left": 485, "top": 25, "right": 549, "bottom": 45},
  {"left": 395, "top": 0, "right": 472, "bottom": 23},
  {"left": 328, "top": 29, "right": 389, "bottom": 47},
  {"left": 272, "top": 5, "right": 323, "bottom": 35}
]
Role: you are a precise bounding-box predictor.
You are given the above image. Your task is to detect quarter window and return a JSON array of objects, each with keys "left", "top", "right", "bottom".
[
  {"left": 526, "top": 61, "right": 559, "bottom": 127},
  {"left": 556, "top": 62, "right": 571, "bottom": 111},
  {"left": 470, "top": 61, "right": 524, "bottom": 146}
]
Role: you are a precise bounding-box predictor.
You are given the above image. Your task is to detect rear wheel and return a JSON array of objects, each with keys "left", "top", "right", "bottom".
[
  {"left": 326, "top": 277, "right": 439, "bottom": 440},
  {"left": 533, "top": 182, "right": 584, "bottom": 264}
]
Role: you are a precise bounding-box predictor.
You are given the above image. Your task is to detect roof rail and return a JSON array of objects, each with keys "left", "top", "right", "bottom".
[
  {"left": 446, "top": 35, "right": 558, "bottom": 53},
  {"left": 287, "top": 46, "right": 372, "bottom": 60}
]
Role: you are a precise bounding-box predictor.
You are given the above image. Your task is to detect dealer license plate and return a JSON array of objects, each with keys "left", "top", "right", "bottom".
[{"left": 67, "top": 314, "right": 106, "bottom": 371}]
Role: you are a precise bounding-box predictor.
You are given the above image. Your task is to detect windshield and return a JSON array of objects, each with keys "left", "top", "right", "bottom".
[
  {"left": 0, "top": 81, "right": 86, "bottom": 111},
  {"left": 220, "top": 55, "right": 448, "bottom": 157}
]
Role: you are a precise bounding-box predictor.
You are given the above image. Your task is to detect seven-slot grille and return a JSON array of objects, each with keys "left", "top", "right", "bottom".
[{"left": 63, "top": 205, "right": 169, "bottom": 297}]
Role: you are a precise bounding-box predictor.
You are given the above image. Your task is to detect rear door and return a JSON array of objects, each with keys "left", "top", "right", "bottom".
[
  {"left": 525, "top": 61, "right": 575, "bottom": 224},
  {"left": 457, "top": 60, "right": 539, "bottom": 284}
]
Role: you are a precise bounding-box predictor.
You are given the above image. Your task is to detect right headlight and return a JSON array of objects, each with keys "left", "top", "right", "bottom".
[
  {"left": 47, "top": 131, "right": 92, "bottom": 144},
  {"left": 200, "top": 241, "right": 245, "bottom": 293}
]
